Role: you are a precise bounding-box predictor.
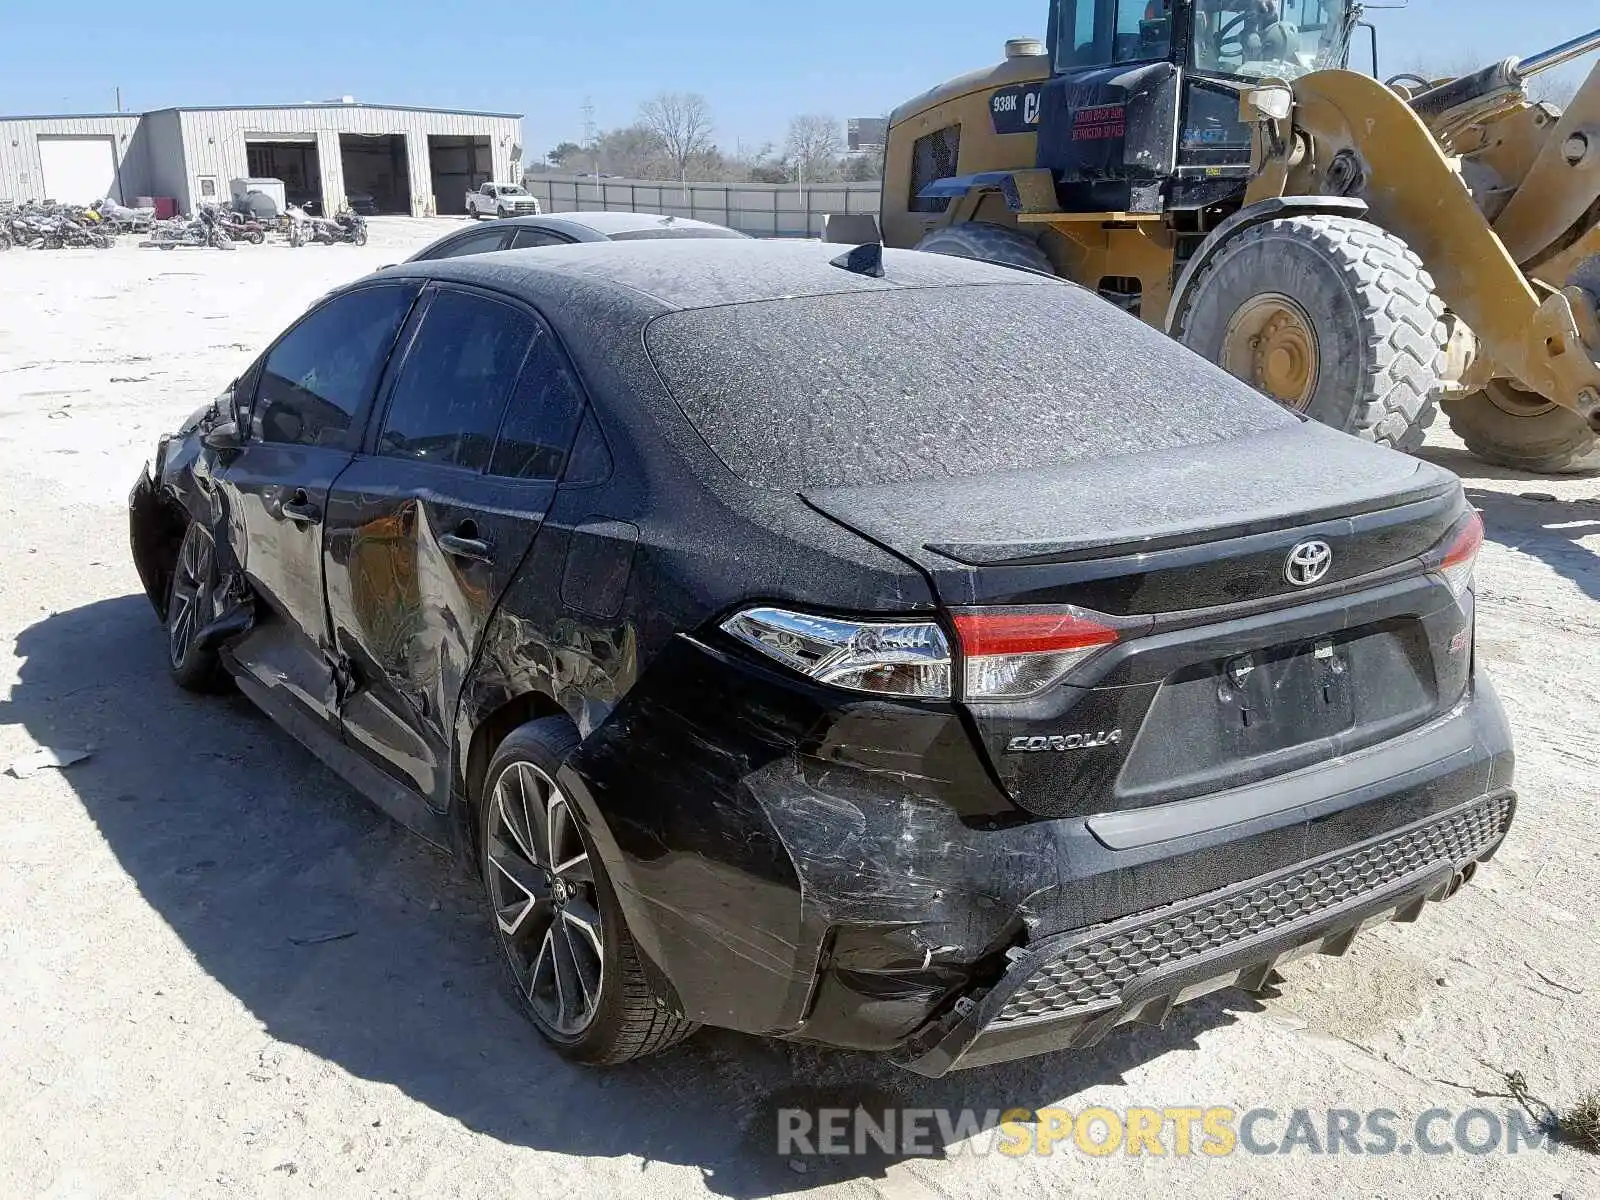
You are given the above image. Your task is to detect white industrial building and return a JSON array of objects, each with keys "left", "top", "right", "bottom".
[{"left": 0, "top": 101, "right": 523, "bottom": 216}]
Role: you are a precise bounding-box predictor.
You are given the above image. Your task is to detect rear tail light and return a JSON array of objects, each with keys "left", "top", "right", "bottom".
[
  {"left": 720, "top": 608, "right": 952, "bottom": 698},
  {"left": 952, "top": 607, "right": 1123, "bottom": 700},
  {"left": 1433, "top": 510, "right": 1484, "bottom": 598},
  {"left": 721, "top": 603, "right": 1131, "bottom": 702}
]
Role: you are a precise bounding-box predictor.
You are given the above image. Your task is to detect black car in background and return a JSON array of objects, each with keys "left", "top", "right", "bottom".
[
  {"left": 129, "top": 241, "right": 1513, "bottom": 1074},
  {"left": 405, "top": 210, "right": 748, "bottom": 262}
]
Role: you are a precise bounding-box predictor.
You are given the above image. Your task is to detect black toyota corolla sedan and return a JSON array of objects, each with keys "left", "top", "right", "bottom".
[{"left": 129, "top": 240, "right": 1513, "bottom": 1075}]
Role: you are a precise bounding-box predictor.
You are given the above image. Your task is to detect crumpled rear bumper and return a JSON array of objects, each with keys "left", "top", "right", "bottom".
[{"left": 891, "top": 790, "right": 1515, "bottom": 1076}]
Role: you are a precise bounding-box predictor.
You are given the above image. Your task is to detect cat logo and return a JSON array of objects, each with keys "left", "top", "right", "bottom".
[{"left": 990, "top": 84, "right": 1045, "bottom": 135}]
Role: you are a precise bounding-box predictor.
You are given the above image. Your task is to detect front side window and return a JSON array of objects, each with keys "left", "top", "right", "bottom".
[
  {"left": 376, "top": 290, "right": 537, "bottom": 472},
  {"left": 1191, "top": 0, "right": 1354, "bottom": 80},
  {"left": 255, "top": 285, "right": 417, "bottom": 448}
]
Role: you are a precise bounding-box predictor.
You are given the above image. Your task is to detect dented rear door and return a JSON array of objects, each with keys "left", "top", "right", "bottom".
[{"left": 321, "top": 284, "right": 587, "bottom": 808}]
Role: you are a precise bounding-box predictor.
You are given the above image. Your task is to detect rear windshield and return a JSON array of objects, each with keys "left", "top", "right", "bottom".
[
  {"left": 644, "top": 284, "right": 1293, "bottom": 490},
  {"left": 609, "top": 226, "right": 747, "bottom": 241}
]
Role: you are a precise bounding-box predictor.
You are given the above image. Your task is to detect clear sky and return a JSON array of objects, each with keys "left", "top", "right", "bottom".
[{"left": 0, "top": 2, "right": 1591, "bottom": 158}]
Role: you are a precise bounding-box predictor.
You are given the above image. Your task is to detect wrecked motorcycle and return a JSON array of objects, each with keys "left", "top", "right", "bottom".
[{"left": 303, "top": 209, "right": 368, "bottom": 247}]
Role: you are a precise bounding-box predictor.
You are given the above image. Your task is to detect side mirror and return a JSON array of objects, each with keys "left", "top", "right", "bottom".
[{"left": 203, "top": 420, "right": 243, "bottom": 454}]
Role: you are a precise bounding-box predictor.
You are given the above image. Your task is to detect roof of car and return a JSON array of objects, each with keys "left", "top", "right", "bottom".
[
  {"left": 393, "top": 237, "right": 1061, "bottom": 314},
  {"left": 541, "top": 211, "right": 740, "bottom": 236}
]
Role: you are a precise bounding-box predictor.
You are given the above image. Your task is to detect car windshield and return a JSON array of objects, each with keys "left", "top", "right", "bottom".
[
  {"left": 1191, "top": 0, "right": 1354, "bottom": 81},
  {"left": 645, "top": 284, "right": 1292, "bottom": 490},
  {"left": 500, "top": 186, "right": 530, "bottom": 195}
]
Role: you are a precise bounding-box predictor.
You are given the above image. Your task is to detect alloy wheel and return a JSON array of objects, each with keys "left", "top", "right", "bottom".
[
  {"left": 169, "top": 526, "right": 214, "bottom": 668},
  {"left": 486, "top": 761, "right": 604, "bottom": 1036}
]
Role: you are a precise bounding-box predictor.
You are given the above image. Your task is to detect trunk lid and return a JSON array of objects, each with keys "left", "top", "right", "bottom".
[
  {"left": 805, "top": 424, "right": 1473, "bottom": 821},
  {"left": 803, "top": 423, "right": 1457, "bottom": 607}
]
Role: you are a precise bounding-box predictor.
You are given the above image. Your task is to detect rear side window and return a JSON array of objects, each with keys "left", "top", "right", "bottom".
[
  {"left": 376, "top": 290, "right": 536, "bottom": 471},
  {"left": 644, "top": 283, "right": 1294, "bottom": 491},
  {"left": 255, "top": 284, "right": 417, "bottom": 449},
  {"left": 490, "top": 334, "right": 586, "bottom": 480},
  {"left": 425, "top": 228, "right": 512, "bottom": 260},
  {"left": 510, "top": 228, "right": 572, "bottom": 249}
]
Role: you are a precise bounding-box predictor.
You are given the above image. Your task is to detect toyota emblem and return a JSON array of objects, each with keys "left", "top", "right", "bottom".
[{"left": 1285, "top": 539, "right": 1334, "bottom": 587}]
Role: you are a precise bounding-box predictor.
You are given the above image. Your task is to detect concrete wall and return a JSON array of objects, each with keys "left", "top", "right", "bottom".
[
  {"left": 0, "top": 115, "right": 145, "bottom": 203},
  {"left": 1, "top": 105, "right": 521, "bottom": 214},
  {"left": 521, "top": 172, "right": 884, "bottom": 238}
]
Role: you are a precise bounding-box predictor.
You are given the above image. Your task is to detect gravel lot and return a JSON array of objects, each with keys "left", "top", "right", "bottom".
[{"left": 1, "top": 217, "right": 1597, "bottom": 1199}]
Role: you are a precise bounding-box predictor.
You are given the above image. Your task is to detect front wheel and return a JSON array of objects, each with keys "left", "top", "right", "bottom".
[
  {"left": 353, "top": 227, "right": 368, "bottom": 246},
  {"left": 479, "top": 719, "right": 698, "bottom": 1065},
  {"left": 166, "top": 522, "right": 228, "bottom": 692},
  {"left": 1173, "top": 215, "right": 1446, "bottom": 452},
  {"left": 1442, "top": 382, "right": 1600, "bottom": 475}
]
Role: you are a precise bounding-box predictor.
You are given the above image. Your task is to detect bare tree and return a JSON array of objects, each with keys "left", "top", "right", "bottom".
[
  {"left": 546, "top": 142, "right": 584, "bottom": 169},
  {"left": 1401, "top": 56, "right": 1580, "bottom": 109},
  {"left": 639, "top": 92, "right": 716, "bottom": 184},
  {"left": 785, "top": 115, "right": 843, "bottom": 185},
  {"left": 842, "top": 149, "right": 885, "bottom": 183},
  {"left": 1529, "top": 72, "right": 1579, "bottom": 108}
]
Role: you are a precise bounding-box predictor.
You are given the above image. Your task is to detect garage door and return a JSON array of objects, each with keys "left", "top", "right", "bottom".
[{"left": 38, "top": 137, "right": 118, "bottom": 204}]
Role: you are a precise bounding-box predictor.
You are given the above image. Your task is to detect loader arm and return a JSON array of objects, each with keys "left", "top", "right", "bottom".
[
  {"left": 1492, "top": 58, "right": 1600, "bottom": 268},
  {"left": 1287, "top": 68, "right": 1600, "bottom": 429}
]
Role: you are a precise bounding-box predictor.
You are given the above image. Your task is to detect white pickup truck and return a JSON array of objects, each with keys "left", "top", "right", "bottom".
[{"left": 465, "top": 182, "right": 542, "bottom": 219}]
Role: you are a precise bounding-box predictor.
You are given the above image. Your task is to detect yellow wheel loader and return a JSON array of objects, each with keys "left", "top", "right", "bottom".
[{"left": 866, "top": 4, "right": 1600, "bottom": 474}]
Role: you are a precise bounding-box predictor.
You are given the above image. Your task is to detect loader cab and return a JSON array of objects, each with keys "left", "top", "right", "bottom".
[{"left": 1038, "top": 0, "right": 1358, "bottom": 212}]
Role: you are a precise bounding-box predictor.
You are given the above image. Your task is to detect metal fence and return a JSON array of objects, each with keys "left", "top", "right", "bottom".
[{"left": 521, "top": 172, "right": 882, "bottom": 238}]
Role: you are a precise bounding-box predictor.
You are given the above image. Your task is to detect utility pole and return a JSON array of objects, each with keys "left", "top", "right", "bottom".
[
  {"left": 581, "top": 97, "right": 598, "bottom": 188},
  {"left": 114, "top": 86, "right": 122, "bottom": 113}
]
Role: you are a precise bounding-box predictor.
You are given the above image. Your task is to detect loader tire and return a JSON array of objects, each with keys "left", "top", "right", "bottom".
[
  {"left": 912, "top": 221, "right": 1054, "bottom": 275},
  {"left": 1173, "top": 215, "right": 1446, "bottom": 453},
  {"left": 1442, "top": 383, "right": 1600, "bottom": 475}
]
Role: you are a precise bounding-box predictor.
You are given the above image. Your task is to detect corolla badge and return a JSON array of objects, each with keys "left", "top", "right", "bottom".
[
  {"left": 1284, "top": 539, "right": 1334, "bottom": 587},
  {"left": 1007, "top": 731, "right": 1122, "bottom": 753}
]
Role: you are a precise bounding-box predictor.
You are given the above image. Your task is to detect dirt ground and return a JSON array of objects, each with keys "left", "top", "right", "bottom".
[{"left": 0, "top": 218, "right": 1597, "bottom": 1199}]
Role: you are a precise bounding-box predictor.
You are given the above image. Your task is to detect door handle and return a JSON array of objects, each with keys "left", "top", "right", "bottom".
[
  {"left": 280, "top": 489, "right": 321, "bottom": 525},
  {"left": 439, "top": 533, "right": 494, "bottom": 563}
]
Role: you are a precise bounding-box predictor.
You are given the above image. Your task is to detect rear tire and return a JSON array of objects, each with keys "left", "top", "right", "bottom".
[
  {"left": 912, "top": 220, "right": 1055, "bottom": 274},
  {"left": 1442, "top": 382, "right": 1600, "bottom": 475},
  {"left": 479, "top": 719, "right": 699, "bottom": 1065},
  {"left": 1173, "top": 215, "right": 1446, "bottom": 452}
]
